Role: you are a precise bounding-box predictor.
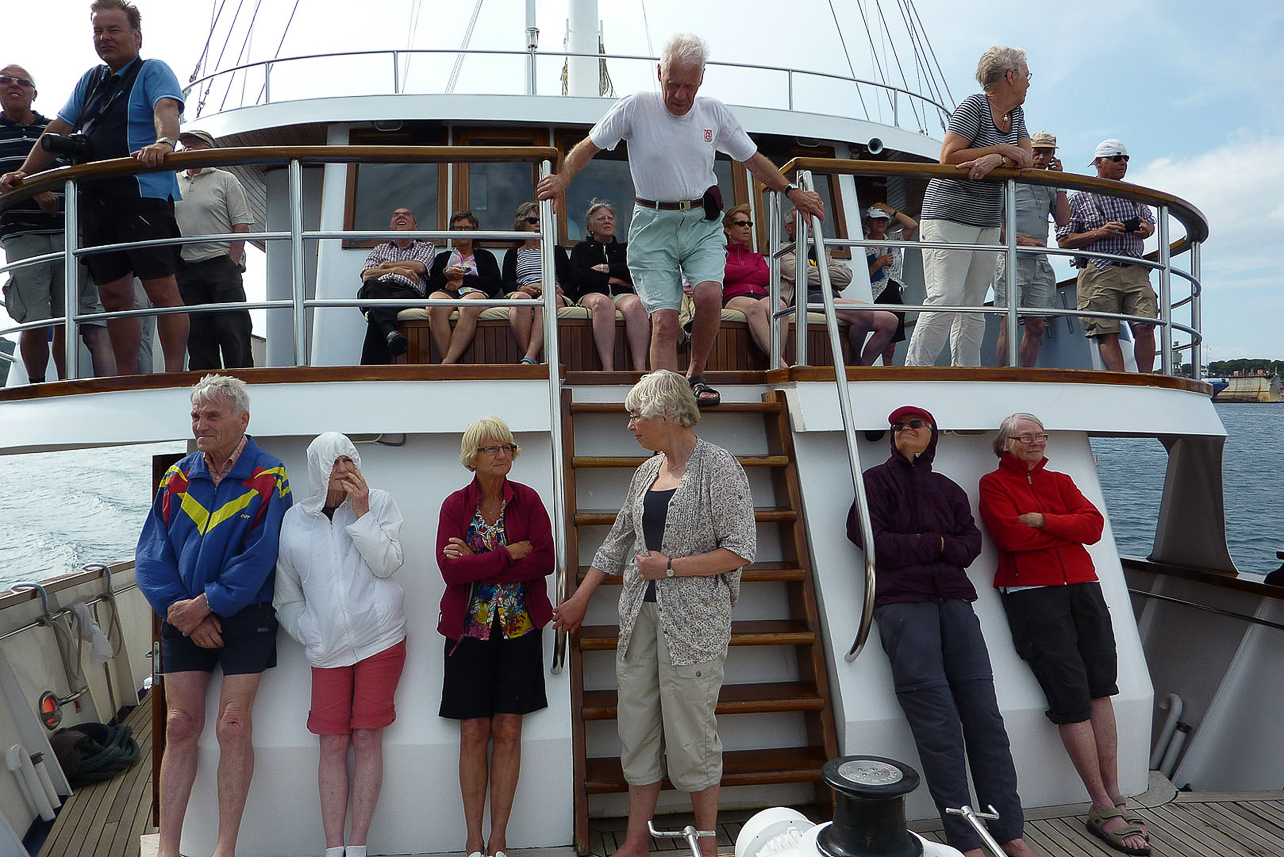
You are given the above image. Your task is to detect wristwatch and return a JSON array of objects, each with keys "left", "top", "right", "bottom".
[
  {"left": 156, "top": 136, "right": 177, "bottom": 149},
  {"left": 665, "top": 558, "right": 675, "bottom": 578},
  {"left": 782, "top": 183, "right": 799, "bottom": 196}
]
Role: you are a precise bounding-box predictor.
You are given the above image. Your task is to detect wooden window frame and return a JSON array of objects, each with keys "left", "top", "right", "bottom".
[{"left": 342, "top": 127, "right": 447, "bottom": 249}]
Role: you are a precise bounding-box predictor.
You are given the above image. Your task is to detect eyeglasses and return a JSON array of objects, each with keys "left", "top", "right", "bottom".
[
  {"left": 1014, "top": 433, "right": 1048, "bottom": 444},
  {"left": 1107, "top": 154, "right": 1129, "bottom": 163},
  {"left": 729, "top": 219, "right": 752, "bottom": 228},
  {"left": 627, "top": 412, "right": 646, "bottom": 425},
  {"left": 893, "top": 419, "right": 927, "bottom": 432},
  {"left": 0, "top": 76, "right": 34, "bottom": 88},
  {"left": 1009, "top": 69, "right": 1032, "bottom": 82},
  {"left": 477, "top": 444, "right": 515, "bottom": 456},
  {"left": 523, "top": 216, "right": 540, "bottom": 225}
]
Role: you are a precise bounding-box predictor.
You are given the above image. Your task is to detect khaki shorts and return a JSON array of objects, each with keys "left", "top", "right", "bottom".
[
  {"left": 994, "top": 252, "right": 1056, "bottom": 312},
  {"left": 2, "top": 232, "right": 106, "bottom": 325},
  {"left": 1076, "top": 263, "right": 1156, "bottom": 337},
  {"left": 616, "top": 602, "right": 726, "bottom": 791}
]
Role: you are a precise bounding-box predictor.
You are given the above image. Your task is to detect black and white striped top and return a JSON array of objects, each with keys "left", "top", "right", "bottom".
[
  {"left": 921, "top": 93, "right": 1028, "bottom": 228},
  {"left": 513, "top": 247, "right": 556, "bottom": 287}
]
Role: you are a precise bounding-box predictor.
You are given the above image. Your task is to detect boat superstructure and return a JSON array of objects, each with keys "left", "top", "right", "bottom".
[{"left": 3, "top": 4, "right": 1282, "bottom": 857}]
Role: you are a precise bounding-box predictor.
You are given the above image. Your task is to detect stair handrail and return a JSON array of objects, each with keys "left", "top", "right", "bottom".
[{"left": 792, "top": 172, "right": 878, "bottom": 663}]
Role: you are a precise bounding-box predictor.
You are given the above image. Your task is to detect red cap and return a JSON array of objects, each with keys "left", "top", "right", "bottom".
[{"left": 888, "top": 405, "right": 934, "bottom": 426}]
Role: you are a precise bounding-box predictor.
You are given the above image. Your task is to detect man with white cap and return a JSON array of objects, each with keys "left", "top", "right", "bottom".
[
  {"left": 174, "top": 128, "right": 254, "bottom": 369},
  {"left": 994, "top": 131, "right": 1069, "bottom": 367},
  {"left": 1056, "top": 139, "right": 1156, "bottom": 373}
]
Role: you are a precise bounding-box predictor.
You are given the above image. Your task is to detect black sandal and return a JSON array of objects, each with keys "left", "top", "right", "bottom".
[{"left": 688, "top": 376, "right": 721, "bottom": 408}]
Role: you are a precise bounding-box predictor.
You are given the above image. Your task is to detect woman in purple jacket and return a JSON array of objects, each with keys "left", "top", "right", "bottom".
[{"left": 847, "top": 405, "right": 1034, "bottom": 857}]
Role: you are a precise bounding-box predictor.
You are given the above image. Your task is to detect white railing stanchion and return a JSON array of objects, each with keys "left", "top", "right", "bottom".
[
  {"left": 768, "top": 188, "right": 782, "bottom": 369},
  {"left": 1157, "top": 206, "right": 1173, "bottom": 376},
  {"left": 794, "top": 206, "right": 809, "bottom": 367},
  {"left": 288, "top": 158, "right": 308, "bottom": 366},
  {"left": 1003, "top": 177, "right": 1019, "bottom": 368},
  {"left": 1190, "top": 243, "right": 1202, "bottom": 379},
  {"left": 539, "top": 161, "right": 569, "bottom": 675},
  {"left": 62, "top": 178, "right": 80, "bottom": 379}
]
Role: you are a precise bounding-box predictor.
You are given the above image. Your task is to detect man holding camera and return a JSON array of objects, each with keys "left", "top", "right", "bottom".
[
  {"left": 0, "top": 0, "right": 188, "bottom": 375},
  {"left": 1056, "top": 139, "right": 1157, "bottom": 373}
]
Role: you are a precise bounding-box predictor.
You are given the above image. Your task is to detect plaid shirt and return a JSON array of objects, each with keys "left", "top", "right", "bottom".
[
  {"left": 1058, "top": 190, "right": 1154, "bottom": 270},
  {"left": 204, "top": 434, "right": 248, "bottom": 488},
  {"left": 363, "top": 239, "right": 436, "bottom": 295}
]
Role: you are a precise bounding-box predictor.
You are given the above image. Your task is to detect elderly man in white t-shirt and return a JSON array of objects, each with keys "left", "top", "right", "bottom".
[{"left": 538, "top": 33, "right": 823, "bottom": 406}]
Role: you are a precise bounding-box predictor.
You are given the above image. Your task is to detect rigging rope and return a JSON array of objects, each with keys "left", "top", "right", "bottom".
[
  {"left": 873, "top": 0, "right": 924, "bottom": 131},
  {"left": 219, "top": 0, "right": 264, "bottom": 114},
  {"left": 403, "top": 0, "right": 426, "bottom": 89},
  {"left": 196, "top": 0, "right": 247, "bottom": 116},
  {"left": 907, "top": 0, "right": 954, "bottom": 110},
  {"left": 190, "top": 0, "right": 228, "bottom": 84},
  {"left": 826, "top": 0, "right": 870, "bottom": 120},
  {"left": 255, "top": 0, "right": 303, "bottom": 106},
  {"left": 446, "top": 0, "right": 486, "bottom": 95}
]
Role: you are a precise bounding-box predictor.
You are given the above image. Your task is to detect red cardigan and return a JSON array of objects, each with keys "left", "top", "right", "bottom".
[
  {"left": 722, "top": 243, "right": 769, "bottom": 301},
  {"left": 978, "top": 454, "right": 1105, "bottom": 588},
  {"left": 436, "top": 477, "right": 555, "bottom": 640}
]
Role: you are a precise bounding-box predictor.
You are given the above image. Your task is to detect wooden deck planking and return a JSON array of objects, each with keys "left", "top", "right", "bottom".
[{"left": 38, "top": 692, "right": 155, "bottom": 857}]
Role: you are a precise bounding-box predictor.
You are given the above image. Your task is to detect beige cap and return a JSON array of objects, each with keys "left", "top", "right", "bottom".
[{"left": 1030, "top": 131, "right": 1057, "bottom": 149}]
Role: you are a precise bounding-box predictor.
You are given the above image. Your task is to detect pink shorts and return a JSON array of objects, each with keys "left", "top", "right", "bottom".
[{"left": 307, "top": 639, "right": 407, "bottom": 735}]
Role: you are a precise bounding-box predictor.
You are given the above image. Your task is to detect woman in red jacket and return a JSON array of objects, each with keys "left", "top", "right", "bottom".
[
  {"left": 979, "top": 412, "right": 1150, "bottom": 856},
  {"left": 437, "top": 416, "right": 554, "bottom": 857},
  {"left": 720, "top": 204, "right": 776, "bottom": 358}
]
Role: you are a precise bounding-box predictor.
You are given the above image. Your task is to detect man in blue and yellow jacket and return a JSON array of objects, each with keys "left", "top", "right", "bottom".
[{"left": 136, "top": 373, "right": 291, "bottom": 857}]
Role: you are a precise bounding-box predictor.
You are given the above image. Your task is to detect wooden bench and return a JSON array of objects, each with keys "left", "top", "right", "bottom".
[{"left": 395, "top": 306, "right": 850, "bottom": 370}]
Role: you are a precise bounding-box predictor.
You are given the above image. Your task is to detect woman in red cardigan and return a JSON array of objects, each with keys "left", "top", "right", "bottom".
[
  {"left": 436, "top": 416, "right": 554, "bottom": 857},
  {"left": 720, "top": 204, "right": 776, "bottom": 359},
  {"left": 979, "top": 412, "right": 1150, "bottom": 857}
]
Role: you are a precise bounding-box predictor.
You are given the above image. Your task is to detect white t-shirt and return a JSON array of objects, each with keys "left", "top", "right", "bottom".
[{"left": 589, "top": 91, "right": 757, "bottom": 202}]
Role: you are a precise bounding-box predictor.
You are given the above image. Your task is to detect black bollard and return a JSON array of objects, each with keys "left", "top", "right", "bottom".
[{"left": 816, "top": 756, "right": 923, "bottom": 857}]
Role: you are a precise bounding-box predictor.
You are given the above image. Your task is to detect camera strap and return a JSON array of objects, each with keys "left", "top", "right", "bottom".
[{"left": 74, "top": 59, "right": 146, "bottom": 137}]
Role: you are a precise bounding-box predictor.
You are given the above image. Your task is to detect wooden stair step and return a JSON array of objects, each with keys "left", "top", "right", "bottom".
[
  {"left": 569, "top": 401, "right": 783, "bottom": 415},
  {"left": 581, "top": 681, "right": 825, "bottom": 721},
  {"left": 583, "top": 746, "right": 828, "bottom": 794},
  {"left": 578, "top": 619, "right": 815, "bottom": 652},
  {"left": 575, "top": 507, "right": 796, "bottom": 526},
  {"left": 573, "top": 454, "right": 790, "bottom": 468},
  {"left": 580, "top": 561, "right": 806, "bottom": 585}
]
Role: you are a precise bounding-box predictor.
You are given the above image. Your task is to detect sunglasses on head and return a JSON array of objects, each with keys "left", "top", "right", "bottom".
[{"left": 893, "top": 419, "right": 928, "bottom": 432}]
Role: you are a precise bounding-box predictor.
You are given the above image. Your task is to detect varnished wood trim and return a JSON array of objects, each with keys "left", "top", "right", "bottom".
[
  {"left": 0, "top": 559, "right": 131, "bottom": 606},
  {"left": 1123, "top": 556, "right": 1284, "bottom": 601},
  {"left": 775, "top": 365, "right": 1214, "bottom": 395}
]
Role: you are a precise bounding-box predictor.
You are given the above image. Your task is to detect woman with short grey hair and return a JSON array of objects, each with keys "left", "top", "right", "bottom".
[
  {"left": 569, "top": 199, "right": 649, "bottom": 371},
  {"left": 553, "top": 369, "right": 755, "bottom": 857}
]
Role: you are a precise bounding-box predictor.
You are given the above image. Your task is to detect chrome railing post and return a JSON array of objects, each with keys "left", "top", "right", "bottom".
[
  {"left": 787, "top": 70, "right": 794, "bottom": 111},
  {"left": 263, "top": 61, "right": 272, "bottom": 104},
  {"left": 1190, "top": 242, "right": 1202, "bottom": 379},
  {"left": 288, "top": 158, "right": 308, "bottom": 366},
  {"left": 392, "top": 51, "right": 401, "bottom": 94},
  {"left": 1157, "top": 205, "right": 1172, "bottom": 376},
  {"left": 539, "top": 160, "right": 569, "bottom": 675},
  {"left": 768, "top": 188, "right": 782, "bottom": 369},
  {"left": 62, "top": 178, "right": 80, "bottom": 379},
  {"left": 797, "top": 171, "right": 876, "bottom": 662},
  {"left": 1004, "top": 177, "right": 1019, "bottom": 368},
  {"left": 794, "top": 202, "right": 810, "bottom": 367}
]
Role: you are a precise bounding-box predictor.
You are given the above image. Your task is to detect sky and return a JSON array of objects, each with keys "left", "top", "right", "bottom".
[{"left": 2, "top": 0, "right": 1282, "bottom": 362}]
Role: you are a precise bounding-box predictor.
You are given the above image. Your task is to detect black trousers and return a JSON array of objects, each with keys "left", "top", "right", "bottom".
[
  {"left": 359, "top": 276, "right": 420, "bottom": 365},
  {"left": 176, "top": 255, "right": 253, "bottom": 369}
]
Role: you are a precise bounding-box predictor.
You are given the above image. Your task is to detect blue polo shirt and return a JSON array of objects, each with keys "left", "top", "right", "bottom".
[{"left": 57, "top": 57, "right": 184, "bottom": 201}]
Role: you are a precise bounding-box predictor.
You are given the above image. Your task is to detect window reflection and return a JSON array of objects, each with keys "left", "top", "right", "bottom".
[
  {"left": 468, "top": 162, "right": 536, "bottom": 229},
  {"left": 353, "top": 163, "right": 438, "bottom": 233},
  {"left": 566, "top": 159, "right": 635, "bottom": 241}
]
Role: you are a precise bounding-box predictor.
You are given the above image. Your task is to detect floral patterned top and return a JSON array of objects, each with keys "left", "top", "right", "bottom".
[
  {"left": 591, "top": 438, "right": 756, "bottom": 665},
  {"left": 463, "top": 502, "right": 534, "bottom": 639}
]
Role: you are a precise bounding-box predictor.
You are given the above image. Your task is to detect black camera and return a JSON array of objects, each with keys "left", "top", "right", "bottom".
[
  {"left": 1122, "top": 216, "right": 1141, "bottom": 233},
  {"left": 40, "top": 133, "right": 93, "bottom": 165}
]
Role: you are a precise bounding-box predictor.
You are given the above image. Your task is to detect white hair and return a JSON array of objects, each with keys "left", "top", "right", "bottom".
[
  {"left": 660, "top": 33, "right": 708, "bottom": 75},
  {"left": 191, "top": 374, "right": 249, "bottom": 415},
  {"left": 624, "top": 370, "right": 700, "bottom": 428},
  {"left": 975, "top": 46, "right": 1027, "bottom": 90}
]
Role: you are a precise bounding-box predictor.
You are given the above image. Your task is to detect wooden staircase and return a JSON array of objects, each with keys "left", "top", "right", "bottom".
[{"left": 561, "top": 388, "right": 839, "bottom": 853}]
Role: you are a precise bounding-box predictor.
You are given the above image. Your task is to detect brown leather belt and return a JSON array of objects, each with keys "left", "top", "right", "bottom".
[{"left": 635, "top": 196, "right": 703, "bottom": 211}]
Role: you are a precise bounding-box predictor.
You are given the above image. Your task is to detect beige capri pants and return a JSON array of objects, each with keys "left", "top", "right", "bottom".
[{"left": 617, "top": 602, "right": 727, "bottom": 792}]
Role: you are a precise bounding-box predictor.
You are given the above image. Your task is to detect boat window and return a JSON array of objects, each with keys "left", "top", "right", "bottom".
[
  {"left": 454, "top": 128, "right": 542, "bottom": 242},
  {"left": 565, "top": 155, "right": 634, "bottom": 242},
  {"left": 343, "top": 127, "right": 446, "bottom": 247}
]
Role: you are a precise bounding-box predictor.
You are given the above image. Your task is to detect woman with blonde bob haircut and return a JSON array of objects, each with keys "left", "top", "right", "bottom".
[
  {"left": 554, "top": 369, "right": 756, "bottom": 857},
  {"left": 437, "top": 415, "right": 553, "bottom": 857}
]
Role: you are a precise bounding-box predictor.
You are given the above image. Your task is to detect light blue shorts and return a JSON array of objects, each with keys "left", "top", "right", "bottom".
[{"left": 626, "top": 206, "right": 726, "bottom": 314}]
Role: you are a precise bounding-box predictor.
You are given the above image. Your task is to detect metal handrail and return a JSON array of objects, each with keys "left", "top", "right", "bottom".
[
  {"left": 1129, "top": 588, "right": 1284, "bottom": 634},
  {"left": 182, "top": 47, "right": 951, "bottom": 131}
]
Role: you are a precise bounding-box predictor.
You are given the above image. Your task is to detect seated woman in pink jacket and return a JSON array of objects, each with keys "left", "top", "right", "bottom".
[
  {"left": 979, "top": 412, "right": 1149, "bottom": 857},
  {"left": 720, "top": 204, "right": 776, "bottom": 358}
]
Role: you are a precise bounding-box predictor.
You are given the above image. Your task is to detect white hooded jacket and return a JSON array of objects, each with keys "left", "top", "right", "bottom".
[{"left": 273, "top": 433, "right": 406, "bottom": 668}]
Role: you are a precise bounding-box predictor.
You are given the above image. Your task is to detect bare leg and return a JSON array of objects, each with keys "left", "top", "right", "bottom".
[
  {"left": 80, "top": 324, "right": 116, "bottom": 376},
  {"left": 17, "top": 328, "right": 50, "bottom": 382},
  {"left": 649, "top": 309, "right": 681, "bottom": 372},
  {"left": 581, "top": 292, "right": 618, "bottom": 370},
  {"left": 725, "top": 295, "right": 772, "bottom": 357},
  {"left": 156, "top": 670, "right": 211, "bottom": 857},
  {"left": 348, "top": 728, "right": 385, "bottom": 846},
  {"left": 1057, "top": 708, "right": 1147, "bottom": 853},
  {"left": 426, "top": 291, "right": 456, "bottom": 361},
  {"left": 141, "top": 274, "right": 189, "bottom": 373},
  {"left": 526, "top": 304, "right": 547, "bottom": 362},
  {"left": 95, "top": 274, "right": 142, "bottom": 375},
  {"left": 611, "top": 780, "right": 662, "bottom": 857},
  {"left": 1019, "top": 318, "right": 1046, "bottom": 367},
  {"left": 618, "top": 294, "right": 650, "bottom": 371},
  {"left": 485, "top": 714, "right": 524, "bottom": 855},
  {"left": 444, "top": 293, "right": 489, "bottom": 364},
  {"left": 856, "top": 310, "right": 898, "bottom": 366},
  {"left": 459, "top": 718, "right": 490, "bottom": 855},
  {"left": 685, "top": 280, "right": 722, "bottom": 379},
  {"left": 689, "top": 784, "right": 720, "bottom": 857},
  {"left": 318, "top": 733, "right": 351, "bottom": 849},
  {"left": 996, "top": 318, "right": 1013, "bottom": 367},
  {"left": 508, "top": 295, "right": 535, "bottom": 362},
  {"left": 1095, "top": 334, "right": 1125, "bottom": 372},
  {"left": 212, "top": 671, "right": 264, "bottom": 857},
  {"left": 1131, "top": 323, "right": 1156, "bottom": 373}
]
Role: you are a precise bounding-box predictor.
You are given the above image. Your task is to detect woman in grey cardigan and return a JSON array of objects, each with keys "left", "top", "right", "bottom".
[{"left": 554, "top": 369, "right": 755, "bottom": 857}]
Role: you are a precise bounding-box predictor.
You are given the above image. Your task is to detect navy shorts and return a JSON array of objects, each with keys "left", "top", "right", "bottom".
[
  {"left": 160, "top": 602, "right": 278, "bottom": 675},
  {"left": 439, "top": 628, "right": 547, "bottom": 720},
  {"left": 1000, "top": 582, "right": 1118, "bottom": 724}
]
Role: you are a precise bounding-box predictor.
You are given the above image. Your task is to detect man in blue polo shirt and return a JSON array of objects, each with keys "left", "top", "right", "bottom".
[{"left": 0, "top": 0, "right": 188, "bottom": 375}]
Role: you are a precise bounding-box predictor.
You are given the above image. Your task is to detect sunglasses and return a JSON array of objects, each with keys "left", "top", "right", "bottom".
[
  {"left": 1107, "top": 154, "right": 1129, "bottom": 163},
  {"left": 729, "top": 219, "right": 752, "bottom": 228},
  {"left": 523, "top": 216, "right": 540, "bottom": 225},
  {"left": 893, "top": 419, "right": 928, "bottom": 432},
  {"left": 0, "top": 76, "right": 34, "bottom": 88}
]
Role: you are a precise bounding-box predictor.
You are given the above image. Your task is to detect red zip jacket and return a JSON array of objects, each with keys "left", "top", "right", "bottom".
[
  {"left": 722, "top": 243, "right": 769, "bottom": 301},
  {"left": 978, "top": 454, "right": 1104, "bottom": 588}
]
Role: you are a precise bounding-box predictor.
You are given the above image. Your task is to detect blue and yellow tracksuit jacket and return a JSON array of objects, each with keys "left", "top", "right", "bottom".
[{"left": 136, "top": 436, "right": 292, "bottom": 619}]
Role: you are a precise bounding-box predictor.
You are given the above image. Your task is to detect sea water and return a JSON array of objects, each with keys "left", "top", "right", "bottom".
[{"left": 0, "top": 405, "right": 1280, "bottom": 591}]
